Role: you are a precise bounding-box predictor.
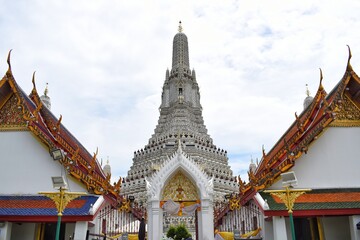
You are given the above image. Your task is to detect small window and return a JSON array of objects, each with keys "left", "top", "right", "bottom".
[{"left": 179, "top": 88, "right": 183, "bottom": 95}]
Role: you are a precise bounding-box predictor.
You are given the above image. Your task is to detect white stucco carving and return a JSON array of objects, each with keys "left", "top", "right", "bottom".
[
  {"left": 146, "top": 143, "right": 215, "bottom": 240},
  {"left": 147, "top": 143, "right": 213, "bottom": 201}
]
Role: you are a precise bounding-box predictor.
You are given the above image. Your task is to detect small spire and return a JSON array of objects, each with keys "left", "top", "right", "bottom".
[
  {"left": 40, "top": 81, "right": 52, "bottom": 109},
  {"left": 178, "top": 21, "right": 183, "bottom": 33},
  {"left": 44, "top": 83, "right": 49, "bottom": 96},
  {"left": 303, "top": 83, "right": 314, "bottom": 110},
  {"left": 305, "top": 84, "right": 310, "bottom": 97}
]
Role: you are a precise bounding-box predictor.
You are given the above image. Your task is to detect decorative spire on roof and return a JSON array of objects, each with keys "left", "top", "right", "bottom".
[
  {"left": 304, "top": 83, "right": 314, "bottom": 110},
  {"left": 103, "top": 156, "right": 111, "bottom": 177},
  {"left": 347, "top": 45, "right": 353, "bottom": 71},
  {"left": 262, "top": 144, "right": 266, "bottom": 159},
  {"left": 178, "top": 21, "right": 183, "bottom": 33},
  {"left": 306, "top": 84, "right": 310, "bottom": 97},
  {"left": 319, "top": 68, "right": 324, "bottom": 90},
  {"left": 6, "top": 49, "right": 12, "bottom": 75},
  {"left": 44, "top": 83, "right": 49, "bottom": 96},
  {"left": 249, "top": 157, "right": 256, "bottom": 173},
  {"left": 40, "top": 82, "right": 51, "bottom": 109},
  {"left": 55, "top": 114, "right": 62, "bottom": 133},
  {"left": 31, "top": 72, "right": 37, "bottom": 94}
]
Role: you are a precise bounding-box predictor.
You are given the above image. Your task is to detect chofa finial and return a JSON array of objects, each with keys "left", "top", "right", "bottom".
[
  {"left": 319, "top": 68, "right": 324, "bottom": 89},
  {"left": 347, "top": 45, "right": 353, "bottom": 71},
  {"left": 32, "top": 71, "right": 36, "bottom": 89},
  {"left": 7, "top": 49, "right": 12, "bottom": 73},
  {"left": 178, "top": 21, "right": 183, "bottom": 33}
]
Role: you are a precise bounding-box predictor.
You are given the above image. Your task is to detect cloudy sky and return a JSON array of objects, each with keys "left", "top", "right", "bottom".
[{"left": 1, "top": 0, "right": 360, "bottom": 181}]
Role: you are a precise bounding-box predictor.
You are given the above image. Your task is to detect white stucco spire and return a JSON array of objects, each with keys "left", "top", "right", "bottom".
[
  {"left": 103, "top": 157, "right": 111, "bottom": 176},
  {"left": 249, "top": 157, "right": 256, "bottom": 173},
  {"left": 40, "top": 83, "right": 51, "bottom": 110},
  {"left": 172, "top": 21, "right": 190, "bottom": 70},
  {"left": 303, "top": 84, "right": 314, "bottom": 110}
]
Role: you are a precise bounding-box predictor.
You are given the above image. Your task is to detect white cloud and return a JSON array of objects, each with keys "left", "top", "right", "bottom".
[{"left": 1, "top": 0, "right": 360, "bottom": 181}]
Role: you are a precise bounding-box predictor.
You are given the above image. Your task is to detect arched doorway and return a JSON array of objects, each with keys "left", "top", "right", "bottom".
[
  {"left": 161, "top": 170, "right": 200, "bottom": 238},
  {"left": 146, "top": 147, "right": 214, "bottom": 240}
]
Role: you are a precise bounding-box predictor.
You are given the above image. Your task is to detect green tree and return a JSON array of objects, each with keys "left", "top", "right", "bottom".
[
  {"left": 166, "top": 225, "right": 176, "bottom": 239},
  {"left": 174, "top": 224, "right": 191, "bottom": 240}
]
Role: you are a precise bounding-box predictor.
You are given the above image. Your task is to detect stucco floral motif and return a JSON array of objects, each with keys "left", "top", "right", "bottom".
[
  {"left": 162, "top": 171, "right": 198, "bottom": 201},
  {"left": 0, "top": 94, "right": 27, "bottom": 129}
]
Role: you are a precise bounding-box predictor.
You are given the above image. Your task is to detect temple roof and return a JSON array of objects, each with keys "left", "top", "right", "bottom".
[
  {"left": 239, "top": 49, "right": 360, "bottom": 204},
  {"left": 0, "top": 52, "right": 121, "bottom": 203}
]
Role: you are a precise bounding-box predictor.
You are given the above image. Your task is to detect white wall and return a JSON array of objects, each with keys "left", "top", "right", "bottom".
[
  {"left": 0, "top": 222, "right": 12, "bottom": 240},
  {"left": 0, "top": 131, "right": 86, "bottom": 194},
  {"left": 270, "top": 127, "right": 360, "bottom": 189},
  {"left": 65, "top": 223, "right": 75, "bottom": 240},
  {"left": 349, "top": 215, "right": 360, "bottom": 240},
  {"left": 263, "top": 218, "right": 274, "bottom": 240},
  {"left": 322, "top": 216, "right": 351, "bottom": 240},
  {"left": 10, "top": 223, "right": 36, "bottom": 240}
]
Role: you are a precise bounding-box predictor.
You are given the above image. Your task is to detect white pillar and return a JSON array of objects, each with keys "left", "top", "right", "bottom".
[
  {"left": 349, "top": 215, "right": 360, "bottom": 240},
  {"left": 0, "top": 222, "right": 12, "bottom": 240},
  {"left": 273, "top": 216, "right": 287, "bottom": 240},
  {"left": 199, "top": 199, "right": 214, "bottom": 240},
  {"left": 73, "top": 221, "right": 88, "bottom": 240},
  {"left": 147, "top": 200, "right": 162, "bottom": 240},
  {"left": 263, "top": 217, "right": 274, "bottom": 240}
]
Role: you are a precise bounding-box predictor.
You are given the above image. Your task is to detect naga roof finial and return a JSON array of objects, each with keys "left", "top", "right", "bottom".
[
  {"left": 319, "top": 68, "right": 324, "bottom": 90},
  {"left": 178, "top": 21, "right": 183, "bottom": 33},
  {"left": 347, "top": 45, "right": 353, "bottom": 71},
  {"left": 6, "top": 49, "right": 12, "bottom": 74},
  {"left": 32, "top": 71, "right": 37, "bottom": 90}
]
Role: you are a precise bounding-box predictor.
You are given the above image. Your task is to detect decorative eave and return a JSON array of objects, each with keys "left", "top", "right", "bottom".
[
  {"left": 0, "top": 195, "right": 102, "bottom": 222},
  {"left": 0, "top": 52, "right": 122, "bottom": 203},
  {"left": 239, "top": 49, "right": 360, "bottom": 205},
  {"left": 259, "top": 188, "right": 360, "bottom": 217}
]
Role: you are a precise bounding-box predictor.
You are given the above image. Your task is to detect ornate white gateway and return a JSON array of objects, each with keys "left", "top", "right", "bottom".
[{"left": 146, "top": 145, "right": 214, "bottom": 240}]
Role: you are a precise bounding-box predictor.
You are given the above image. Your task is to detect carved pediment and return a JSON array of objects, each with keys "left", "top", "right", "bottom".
[
  {"left": 0, "top": 93, "right": 28, "bottom": 131},
  {"left": 330, "top": 95, "right": 360, "bottom": 127},
  {"left": 162, "top": 171, "right": 198, "bottom": 201}
]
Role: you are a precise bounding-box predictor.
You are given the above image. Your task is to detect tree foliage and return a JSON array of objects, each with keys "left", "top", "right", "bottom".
[
  {"left": 166, "top": 224, "right": 191, "bottom": 240},
  {"left": 166, "top": 225, "right": 176, "bottom": 239}
]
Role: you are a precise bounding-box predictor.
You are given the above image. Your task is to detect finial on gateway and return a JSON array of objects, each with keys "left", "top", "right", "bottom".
[{"left": 178, "top": 21, "right": 183, "bottom": 33}]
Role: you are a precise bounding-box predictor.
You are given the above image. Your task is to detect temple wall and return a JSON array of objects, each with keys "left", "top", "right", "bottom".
[
  {"left": 10, "top": 223, "right": 36, "bottom": 240},
  {"left": 270, "top": 127, "right": 360, "bottom": 189},
  {"left": 321, "top": 216, "right": 350, "bottom": 240},
  {"left": 0, "top": 131, "right": 86, "bottom": 194}
]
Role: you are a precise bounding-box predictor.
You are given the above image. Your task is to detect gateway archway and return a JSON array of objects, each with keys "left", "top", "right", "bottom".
[
  {"left": 162, "top": 170, "right": 200, "bottom": 238},
  {"left": 146, "top": 147, "right": 214, "bottom": 240}
]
